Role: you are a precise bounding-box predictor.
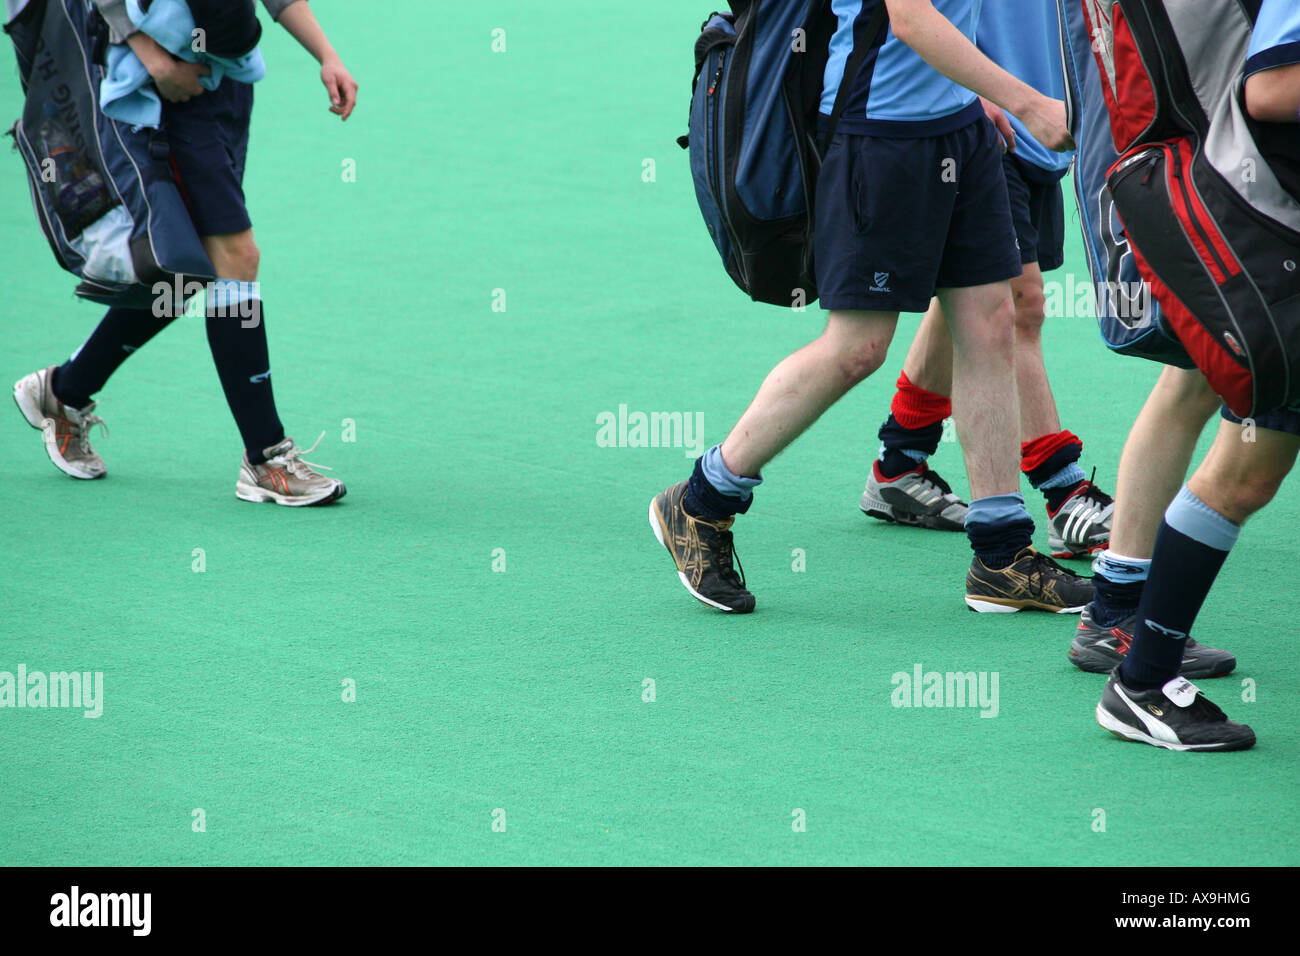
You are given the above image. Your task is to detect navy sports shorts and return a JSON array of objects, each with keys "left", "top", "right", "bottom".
[
  {"left": 814, "top": 113, "right": 1022, "bottom": 313},
  {"left": 1003, "top": 153, "right": 1066, "bottom": 273},
  {"left": 161, "top": 80, "right": 254, "bottom": 237},
  {"left": 1220, "top": 404, "right": 1300, "bottom": 436}
]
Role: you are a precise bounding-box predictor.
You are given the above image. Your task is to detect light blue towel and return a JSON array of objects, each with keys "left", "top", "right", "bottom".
[{"left": 100, "top": 0, "right": 265, "bottom": 129}]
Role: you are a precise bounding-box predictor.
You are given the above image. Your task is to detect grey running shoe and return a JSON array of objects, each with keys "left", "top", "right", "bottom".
[
  {"left": 860, "top": 460, "right": 967, "bottom": 531},
  {"left": 1096, "top": 670, "right": 1255, "bottom": 751},
  {"left": 12, "top": 366, "right": 108, "bottom": 479},
  {"left": 1047, "top": 475, "right": 1113, "bottom": 558},
  {"left": 1069, "top": 606, "right": 1237, "bottom": 678},
  {"left": 965, "top": 547, "right": 1093, "bottom": 613},
  {"left": 649, "top": 480, "right": 754, "bottom": 613},
  {"left": 236, "top": 434, "right": 346, "bottom": 506}
]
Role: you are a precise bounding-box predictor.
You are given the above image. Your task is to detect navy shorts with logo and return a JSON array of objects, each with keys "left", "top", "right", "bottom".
[
  {"left": 814, "top": 113, "right": 1022, "bottom": 313},
  {"left": 1003, "top": 152, "right": 1066, "bottom": 272},
  {"left": 161, "top": 79, "right": 255, "bottom": 237}
]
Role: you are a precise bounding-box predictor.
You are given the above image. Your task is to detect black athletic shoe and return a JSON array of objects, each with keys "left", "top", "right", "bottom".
[
  {"left": 1070, "top": 606, "right": 1237, "bottom": 677},
  {"left": 965, "top": 546, "right": 1093, "bottom": 613},
  {"left": 649, "top": 480, "right": 755, "bottom": 613},
  {"left": 1096, "top": 669, "right": 1255, "bottom": 751}
]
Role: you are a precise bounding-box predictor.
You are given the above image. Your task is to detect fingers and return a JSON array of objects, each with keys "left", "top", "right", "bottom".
[
  {"left": 997, "top": 113, "right": 1016, "bottom": 153},
  {"left": 339, "top": 78, "right": 358, "bottom": 120},
  {"left": 324, "top": 69, "right": 358, "bottom": 120}
]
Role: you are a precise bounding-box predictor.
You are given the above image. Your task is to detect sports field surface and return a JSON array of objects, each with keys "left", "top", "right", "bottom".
[{"left": 1, "top": 1, "right": 1296, "bottom": 867}]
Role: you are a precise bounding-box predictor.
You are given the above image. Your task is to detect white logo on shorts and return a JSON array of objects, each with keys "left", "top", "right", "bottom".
[{"left": 870, "top": 271, "right": 891, "bottom": 293}]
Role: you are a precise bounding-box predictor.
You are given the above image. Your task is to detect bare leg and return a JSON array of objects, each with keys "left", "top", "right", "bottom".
[
  {"left": 1189, "top": 418, "right": 1300, "bottom": 524},
  {"left": 939, "top": 281, "right": 1021, "bottom": 499},
  {"left": 898, "top": 299, "right": 953, "bottom": 395},
  {"left": 720, "top": 310, "right": 898, "bottom": 477},
  {"left": 1109, "top": 366, "right": 1220, "bottom": 557},
  {"left": 1008, "top": 262, "right": 1062, "bottom": 442}
]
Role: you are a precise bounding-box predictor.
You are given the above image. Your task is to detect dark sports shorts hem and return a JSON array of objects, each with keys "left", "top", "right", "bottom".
[
  {"left": 819, "top": 293, "right": 934, "bottom": 314},
  {"left": 934, "top": 261, "right": 1024, "bottom": 292},
  {"left": 1220, "top": 404, "right": 1300, "bottom": 436},
  {"left": 190, "top": 212, "right": 254, "bottom": 237}
]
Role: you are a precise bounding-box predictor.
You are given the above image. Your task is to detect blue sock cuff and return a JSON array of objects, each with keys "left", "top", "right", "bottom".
[
  {"left": 701, "top": 444, "right": 761, "bottom": 501},
  {"left": 1164, "top": 485, "right": 1240, "bottom": 552},
  {"left": 965, "top": 492, "right": 1030, "bottom": 528},
  {"left": 1093, "top": 549, "right": 1151, "bottom": 584},
  {"left": 1038, "top": 461, "right": 1086, "bottom": 490},
  {"left": 209, "top": 279, "right": 260, "bottom": 309},
  {"left": 877, "top": 443, "right": 927, "bottom": 464}
]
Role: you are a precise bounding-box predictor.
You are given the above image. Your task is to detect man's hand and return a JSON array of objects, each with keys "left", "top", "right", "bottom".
[
  {"left": 278, "top": 2, "right": 358, "bottom": 121},
  {"left": 320, "top": 57, "right": 359, "bottom": 121},
  {"left": 980, "top": 96, "right": 1015, "bottom": 153},
  {"left": 126, "top": 31, "right": 209, "bottom": 102},
  {"left": 153, "top": 59, "right": 210, "bottom": 103},
  {"left": 1021, "top": 94, "right": 1074, "bottom": 152}
]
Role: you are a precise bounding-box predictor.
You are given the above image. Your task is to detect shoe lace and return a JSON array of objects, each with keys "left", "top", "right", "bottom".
[
  {"left": 1028, "top": 550, "right": 1084, "bottom": 588},
  {"left": 278, "top": 430, "right": 333, "bottom": 478},
  {"left": 43, "top": 407, "right": 108, "bottom": 454},
  {"left": 711, "top": 524, "right": 747, "bottom": 590},
  {"left": 917, "top": 463, "right": 954, "bottom": 496},
  {"left": 1076, "top": 467, "right": 1114, "bottom": 509}
]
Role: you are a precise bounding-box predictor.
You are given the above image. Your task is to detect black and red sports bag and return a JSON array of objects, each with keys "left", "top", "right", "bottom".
[{"left": 1085, "top": 0, "right": 1300, "bottom": 417}]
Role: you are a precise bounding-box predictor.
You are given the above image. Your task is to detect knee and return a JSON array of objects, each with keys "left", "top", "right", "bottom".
[
  {"left": 833, "top": 335, "right": 890, "bottom": 387},
  {"left": 969, "top": 298, "right": 1017, "bottom": 353},
  {"left": 1012, "top": 283, "right": 1046, "bottom": 338},
  {"left": 211, "top": 233, "right": 260, "bottom": 281},
  {"left": 1218, "top": 469, "right": 1286, "bottom": 519}
]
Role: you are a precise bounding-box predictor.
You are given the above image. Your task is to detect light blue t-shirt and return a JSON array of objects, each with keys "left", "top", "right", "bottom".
[
  {"left": 1246, "top": 0, "right": 1300, "bottom": 77},
  {"left": 976, "top": 0, "right": 1073, "bottom": 174},
  {"left": 820, "top": 0, "right": 982, "bottom": 136}
]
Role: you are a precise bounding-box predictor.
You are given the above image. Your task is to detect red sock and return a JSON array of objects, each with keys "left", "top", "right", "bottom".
[
  {"left": 890, "top": 370, "right": 951, "bottom": 430},
  {"left": 1020, "top": 429, "right": 1083, "bottom": 478}
]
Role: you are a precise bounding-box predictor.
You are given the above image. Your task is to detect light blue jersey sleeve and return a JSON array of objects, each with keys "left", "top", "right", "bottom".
[
  {"left": 1245, "top": 0, "right": 1300, "bottom": 77},
  {"left": 976, "top": 0, "right": 1073, "bottom": 174}
]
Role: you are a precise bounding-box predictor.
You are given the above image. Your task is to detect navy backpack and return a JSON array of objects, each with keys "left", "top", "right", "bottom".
[
  {"left": 677, "top": 1, "right": 888, "bottom": 308},
  {"left": 5, "top": 0, "right": 214, "bottom": 309}
]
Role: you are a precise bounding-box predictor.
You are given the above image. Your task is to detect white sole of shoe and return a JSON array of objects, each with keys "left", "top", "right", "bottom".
[
  {"left": 236, "top": 479, "right": 345, "bottom": 507},
  {"left": 965, "top": 596, "right": 1086, "bottom": 614},
  {"left": 1094, "top": 702, "right": 1219, "bottom": 751},
  {"left": 12, "top": 380, "right": 104, "bottom": 480},
  {"left": 647, "top": 498, "right": 736, "bottom": 612}
]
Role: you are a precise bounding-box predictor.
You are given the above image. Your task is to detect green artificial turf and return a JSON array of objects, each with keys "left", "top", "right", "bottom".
[{"left": 0, "top": 1, "right": 1295, "bottom": 866}]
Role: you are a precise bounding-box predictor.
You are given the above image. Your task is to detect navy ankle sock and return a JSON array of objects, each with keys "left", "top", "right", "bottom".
[
  {"left": 1091, "top": 575, "right": 1143, "bottom": 628},
  {"left": 1120, "top": 490, "right": 1237, "bottom": 689},
  {"left": 205, "top": 298, "right": 284, "bottom": 464},
  {"left": 1044, "top": 480, "right": 1083, "bottom": 512},
  {"left": 683, "top": 456, "right": 750, "bottom": 520},
  {"left": 55, "top": 306, "right": 177, "bottom": 408},
  {"left": 966, "top": 494, "right": 1034, "bottom": 569},
  {"left": 878, "top": 447, "right": 921, "bottom": 479}
]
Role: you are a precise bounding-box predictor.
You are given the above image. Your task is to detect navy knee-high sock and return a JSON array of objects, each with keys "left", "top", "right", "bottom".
[
  {"left": 53, "top": 306, "right": 177, "bottom": 408},
  {"left": 1120, "top": 486, "right": 1239, "bottom": 689},
  {"left": 205, "top": 296, "right": 284, "bottom": 463}
]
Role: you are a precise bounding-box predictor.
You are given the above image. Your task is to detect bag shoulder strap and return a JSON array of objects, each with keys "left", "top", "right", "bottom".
[{"left": 821, "top": 1, "right": 889, "bottom": 152}]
